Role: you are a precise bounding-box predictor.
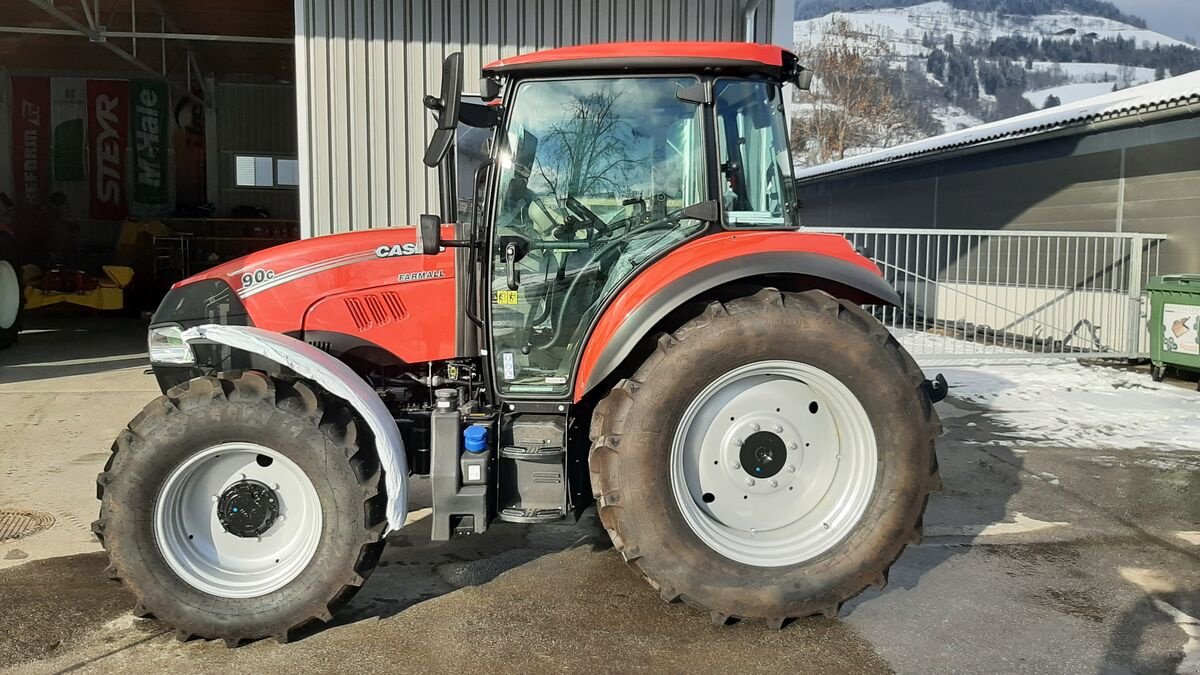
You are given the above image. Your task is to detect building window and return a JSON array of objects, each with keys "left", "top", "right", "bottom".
[
  {"left": 234, "top": 155, "right": 299, "bottom": 188},
  {"left": 276, "top": 159, "right": 300, "bottom": 186}
]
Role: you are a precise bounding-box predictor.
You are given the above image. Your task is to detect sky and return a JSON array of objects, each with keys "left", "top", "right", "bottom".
[{"left": 1085, "top": 0, "right": 1198, "bottom": 42}]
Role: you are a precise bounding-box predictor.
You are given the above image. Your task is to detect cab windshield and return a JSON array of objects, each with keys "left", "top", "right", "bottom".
[{"left": 489, "top": 76, "right": 706, "bottom": 395}]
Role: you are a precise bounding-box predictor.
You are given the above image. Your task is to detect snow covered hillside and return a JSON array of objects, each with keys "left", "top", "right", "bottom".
[
  {"left": 795, "top": 1, "right": 1193, "bottom": 56},
  {"left": 793, "top": 1, "right": 1195, "bottom": 134}
]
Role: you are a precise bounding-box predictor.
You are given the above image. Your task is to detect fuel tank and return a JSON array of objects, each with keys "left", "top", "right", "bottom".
[{"left": 154, "top": 225, "right": 459, "bottom": 365}]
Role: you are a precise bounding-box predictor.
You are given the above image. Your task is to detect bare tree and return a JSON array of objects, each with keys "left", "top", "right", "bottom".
[
  {"left": 791, "top": 18, "right": 925, "bottom": 164},
  {"left": 536, "top": 88, "right": 638, "bottom": 199}
]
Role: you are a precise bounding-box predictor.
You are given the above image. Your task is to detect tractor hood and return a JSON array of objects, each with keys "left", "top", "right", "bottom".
[{"left": 153, "top": 224, "right": 461, "bottom": 366}]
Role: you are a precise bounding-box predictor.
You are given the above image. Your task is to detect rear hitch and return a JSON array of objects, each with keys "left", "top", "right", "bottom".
[{"left": 922, "top": 373, "right": 949, "bottom": 404}]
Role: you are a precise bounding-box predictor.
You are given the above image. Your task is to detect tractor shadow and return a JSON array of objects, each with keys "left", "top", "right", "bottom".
[
  {"left": 329, "top": 476, "right": 612, "bottom": 629},
  {"left": 343, "top": 368, "right": 1035, "bottom": 634}
]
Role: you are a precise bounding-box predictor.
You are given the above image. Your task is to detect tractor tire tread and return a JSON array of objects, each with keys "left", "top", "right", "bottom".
[
  {"left": 588, "top": 288, "right": 940, "bottom": 626},
  {"left": 94, "top": 371, "right": 386, "bottom": 644}
]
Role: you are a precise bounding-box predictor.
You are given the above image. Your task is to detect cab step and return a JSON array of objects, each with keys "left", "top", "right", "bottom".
[{"left": 497, "top": 415, "right": 568, "bottom": 524}]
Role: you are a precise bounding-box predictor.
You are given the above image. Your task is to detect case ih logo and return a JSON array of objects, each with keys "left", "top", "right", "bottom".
[{"left": 375, "top": 243, "right": 422, "bottom": 258}]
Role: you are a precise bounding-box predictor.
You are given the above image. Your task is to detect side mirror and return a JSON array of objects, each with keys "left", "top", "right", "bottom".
[
  {"left": 480, "top": 76, "right": 501, "bottom": 102},
  {"left": 422, "top": 52, "right": 465, "bottom": 168},
  {"left": 437, "top": 53, "right": 463, "bottom": 130},
  {"left": 796, "top": 69, "right": 814, "bottom": 91},
  {"left": 417, "top": 214, "right": 442, "bottom": 255}
]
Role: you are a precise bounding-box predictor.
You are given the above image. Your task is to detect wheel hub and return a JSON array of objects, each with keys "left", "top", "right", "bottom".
[
  {"left": 216, "top": 479, "right": 280, "bottom": 537},
  {"left": 739, "top": 430, "right": 787, "bottom": 479}
]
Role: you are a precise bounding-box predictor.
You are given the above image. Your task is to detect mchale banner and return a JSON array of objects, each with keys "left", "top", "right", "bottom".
[
  {"left": 10, "top": 76, "right": 51, "bottom": 207},
  {"left": 87, "top": 79, "right": 129, "bottom": 221},
  {"left": 132, "top": 79, "right": 169, "bottom": 206}
]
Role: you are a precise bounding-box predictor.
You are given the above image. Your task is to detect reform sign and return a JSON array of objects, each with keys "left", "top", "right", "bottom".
[{"left": 10, "top": 76, "right": 51, "bottom": 207}]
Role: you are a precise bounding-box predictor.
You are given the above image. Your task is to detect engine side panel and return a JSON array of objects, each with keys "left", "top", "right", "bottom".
[
  {"left": 181, "top": 225, "right": 459, "bottom": 364},
  {"left": 573, "top": 231, "right": 894, "bottom": 401},
  {"left": 303, "top": 277, "right": 456, "bottom": 364}
]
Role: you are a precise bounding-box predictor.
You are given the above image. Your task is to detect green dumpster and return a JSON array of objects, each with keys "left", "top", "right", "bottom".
[{"left": 1148, "top": 275, "right": 1200, "bottom": 385}]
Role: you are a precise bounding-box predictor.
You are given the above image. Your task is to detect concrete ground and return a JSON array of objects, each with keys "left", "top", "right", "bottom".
[{"left": 1, "top": 316, "right": 1198, "bottom": 673}]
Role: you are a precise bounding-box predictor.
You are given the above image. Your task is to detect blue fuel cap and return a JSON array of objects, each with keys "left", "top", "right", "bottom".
[{"left": 464, "top": 425, "right": 489, "bottom": 453}]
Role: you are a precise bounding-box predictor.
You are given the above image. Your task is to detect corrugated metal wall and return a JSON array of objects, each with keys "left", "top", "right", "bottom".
[{"left": 295, "top": 0, "right": 780, "bottom": 236}]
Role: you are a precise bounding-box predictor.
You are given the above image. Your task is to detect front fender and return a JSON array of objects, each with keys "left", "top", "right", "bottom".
[{"left": 181, "top": 324, "right": 409, "bottom": 532}]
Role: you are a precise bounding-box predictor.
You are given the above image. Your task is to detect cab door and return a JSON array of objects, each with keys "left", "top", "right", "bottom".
[{"left": 487, "top": 76, "right": 709, "bottom": 398}]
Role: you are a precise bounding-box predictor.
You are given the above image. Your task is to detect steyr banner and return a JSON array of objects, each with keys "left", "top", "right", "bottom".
[
  {"left": 131, "top": 79, "right": 169, "bottom": 206},
  {"left": 10, "top": 76, "right": 51, "bottom": 207},
  {"left": 87, "top": 79, "right": 129, "bottom": 220}
]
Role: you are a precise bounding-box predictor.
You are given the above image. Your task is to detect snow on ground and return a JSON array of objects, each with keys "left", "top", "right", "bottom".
[
  {"left": 892, "top": 329, "right": 1200, "bottom": 452},
  {"left": 939, "top": 360, "right": 1200, "bottom": 452},
  {"left": 931, "top": 104, "right": 986, "bottom": 131},
  {"left": 1023, "top": 81, "right": 1122, "bottom": 107},
  {"left": 1029, "top": 61, "right": 1155, "bottom": 84}
]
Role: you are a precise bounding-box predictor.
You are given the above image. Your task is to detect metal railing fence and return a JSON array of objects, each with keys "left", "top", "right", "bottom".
[{"left": 807, "top": 228, "right": 1168, "bottom": 364}]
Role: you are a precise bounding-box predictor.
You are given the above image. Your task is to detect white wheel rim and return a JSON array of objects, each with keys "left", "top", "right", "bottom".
[
  {"left": 670, "top": 360, "right": 878, "bottom": 567},
  {"left": 0, "top": 260, "right": 19, "bottom": 330},
  {"left": 153, "top": 443, "right": 323, "bottom": 598}
]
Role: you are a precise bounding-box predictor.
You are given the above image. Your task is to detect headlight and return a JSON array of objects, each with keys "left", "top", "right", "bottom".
[{"left": 148, "top": 324, "right": 195, "bottom": 365}]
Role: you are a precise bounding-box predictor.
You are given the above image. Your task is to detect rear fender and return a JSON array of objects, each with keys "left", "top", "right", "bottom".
[
  {"left": 574, "top": 248, "right": 900, "bottom": 401},
  {"left": 181, "top": 324, "right": 409, "bottom": 532}
]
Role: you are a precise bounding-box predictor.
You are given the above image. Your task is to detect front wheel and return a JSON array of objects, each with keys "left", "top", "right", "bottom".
[
  {"left": 589, "top": 288, "right": 941, "bottom": 625},
  {"left": 94, "top": 372, "right": 386, "bottom": 643}
]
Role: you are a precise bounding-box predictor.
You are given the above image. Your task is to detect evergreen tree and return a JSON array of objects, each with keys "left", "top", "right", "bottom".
[{"left": 1044, "top": 94, "right": 1061, "bottom": 108}]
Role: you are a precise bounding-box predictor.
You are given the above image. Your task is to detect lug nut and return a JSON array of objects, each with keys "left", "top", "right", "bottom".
[
  {"left": 786, "top": 464, "right": 796, "bottom": 473},
  {"left": 789, "top": 442, "right": 798, "bottom": 450},
  {"left": 733, "top": 438, "right": 743, "bottom": 446},
  {"left": 751, "top": 423, "right": 760, "bottom": 431},
  {"left": 211, "top": 495, "right": 219, "bottom": 503},
  {"left": 774, "top": 425, "right": 783, "bottom": 433},
  {"left": 769, "top": 479, "right": 778, "bottom": 488},
  {"left": 745, "top": 478, "right": 755, "bottom": 487},
  {"left": 731, "top": 461, "right": 741, "bottom": 470}
]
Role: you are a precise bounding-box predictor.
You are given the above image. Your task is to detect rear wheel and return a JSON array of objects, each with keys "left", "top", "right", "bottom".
[
  {"left": 0, "top": 237, "right": 22, "bottom": 350},
  {"left": 589, "top": 288, "right": 940, "bottom": 625},
  {"left": 94, "top": 372, "right": 386, "bottom": 643}
]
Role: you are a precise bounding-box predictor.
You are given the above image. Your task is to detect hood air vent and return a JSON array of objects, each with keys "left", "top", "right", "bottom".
[{"left": 344, "top": 292, "right": 408, "bottom": 331}]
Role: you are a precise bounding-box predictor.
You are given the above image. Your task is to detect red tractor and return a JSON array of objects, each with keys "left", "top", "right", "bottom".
[{"left": 95, "top": 42, "right": 945, "bottom": 643}]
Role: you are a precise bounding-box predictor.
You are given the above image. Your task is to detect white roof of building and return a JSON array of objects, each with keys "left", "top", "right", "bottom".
[{"left": 794, "top": 69, "right": 1200, "bottom": 182}]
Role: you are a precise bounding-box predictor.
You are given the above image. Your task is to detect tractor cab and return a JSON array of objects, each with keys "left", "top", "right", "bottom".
[{"left": 421, "top": 43, "right": 808, "bottom": 399}]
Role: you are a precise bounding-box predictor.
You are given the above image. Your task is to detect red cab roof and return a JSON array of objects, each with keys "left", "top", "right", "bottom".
[{"left": 482, "top": 41, "right": 796, "bottom": 79}]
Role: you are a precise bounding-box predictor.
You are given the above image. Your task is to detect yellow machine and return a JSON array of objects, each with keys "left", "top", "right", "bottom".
[{"left": 23, "top": 264, "right": 134, "bottom": 311}]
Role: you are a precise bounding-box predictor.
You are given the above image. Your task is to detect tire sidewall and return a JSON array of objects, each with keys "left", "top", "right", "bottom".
[
  {"left": 103, "top": 396, "right": 368, "bottom": 637},
  {"left": 0, "top": 237, "right": 22, "bottom": 348},
  {"left": 612, "top": 300, "right": 932, "bottom": 617}
]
